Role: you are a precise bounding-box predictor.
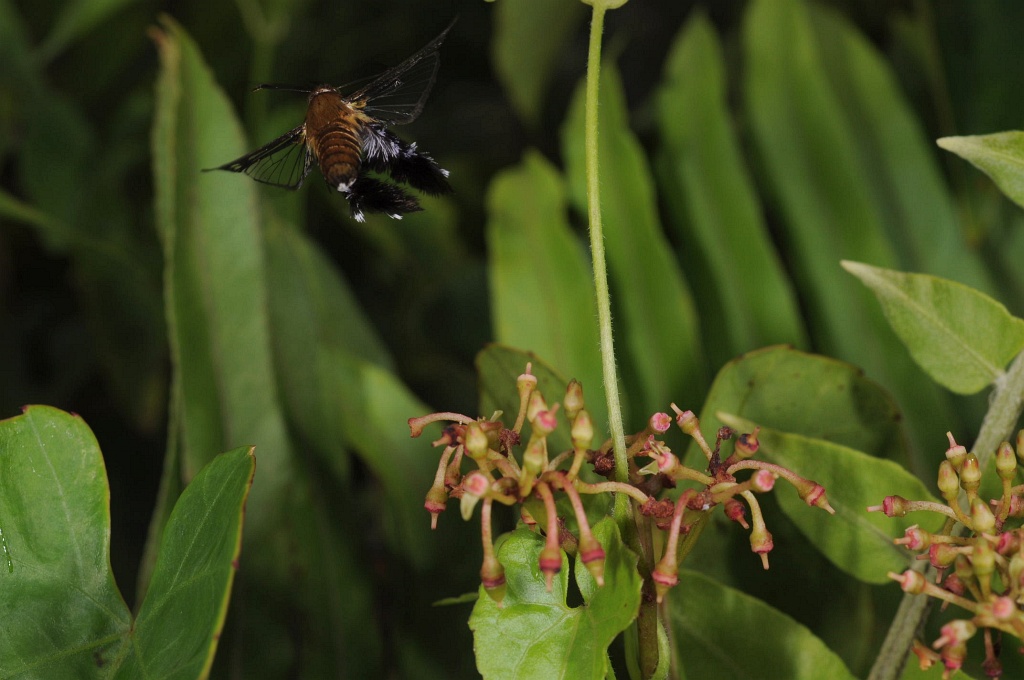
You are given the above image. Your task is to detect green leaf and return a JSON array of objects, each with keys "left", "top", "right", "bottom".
[
  {"left": 114, "top": 446, "right": 254, "bottom": 679},
  {"left": 486, "top": 151, "right": 604, "bottom": 422},
  {"left": 843, "top": 261, "right": 1024, "bottom": 394},
  {"left": 655, "top": 12, "right": 806, "bottom": 367},
  {"left": 939, "top": 132, "right": 1024, "bottom": 211},
  {"left": 492, "top": 0, "right": 586, "bottom": 126},
  {"left": 670, "top": 569, "right": 856, "bottom": 680},
  {"left": 742, "top": 0, "right": 956, "bottom": 463},
  {"left": 470, "top": 518, "right": 640, "bottom": 680},
  {"left": 810, "top": 7, "right": 992, "bottom": 294},
  {"left": 151, "top": 15, "right": 293, "bottom": 545},
  {"left": 0, "top": 406, "right": 253, "bottom": 678},
  {"left": 719, "top": 416, "right": 943, "bottom": 584},
  {"left": 688, "top": 345, "right": 907, "bottom": 468},
  {"left": 563, "top": 64, "right": 705, "bottom": 415},
  {"left": 0, "top": 406, "right": 131, "bottom": 676}
]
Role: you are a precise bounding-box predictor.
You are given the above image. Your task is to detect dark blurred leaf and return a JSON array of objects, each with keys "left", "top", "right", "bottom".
[
  {"left": 844, "top": 261, "right": 1024, "bottom": 394},
  {"left": 742, "top": 0, "right": 955, "bottom": 466},
  {"left": 37, "top": 0, "right": 137, "bottom": 62},
  {"left": 492, "top": 0, "right": 586, "bottom": 126},
  {"left": 563, "top": 65, "right": 704, "bottom": 418},
  {"left": 151, "top": 13, "right": 292, "bottom": 553},
  {"left": 655, "top": 12, "right": 806, "bottom": 367},
  {"left": 470, "top": 518, "right": 640, "bottom": 680},
  {"left": 486, "top": 151, "right": 604, "bottom": 427},
  {"left": 811, "top": 6, "right": 992, "bottom": 295},
  {"left": 671, "top": 569, "right": 856, "bottom": 680}
]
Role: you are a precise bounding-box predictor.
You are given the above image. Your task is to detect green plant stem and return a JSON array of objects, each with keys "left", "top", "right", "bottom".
[
  {"left": 868, "top": 349, "right": 1024, "bottom": 680},
  {"left": 583, "top": 5, "right": 659, "bottom": 678},
  {"left": 584, "top": 3, "right": 627, "bottom": 487}
]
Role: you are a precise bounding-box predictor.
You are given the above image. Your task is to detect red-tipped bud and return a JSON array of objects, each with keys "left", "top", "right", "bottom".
[
  {"left": 989, "top": 596, "right": 1016, "bottom": 621},
  {"left": 971, "top": 538, "right": 995, "bottom": 587},
  {"left": 564, "top": 379, "right": 585, "bottom": 420},
  {"left": 579, "top": 535, "right": 606, "bottom": 586},
  {"left": 934, "top": 619, "right": 976, "bottom": 649},
  {"left": 424, "top": 485, "right": 448, "bottom": 529},
  {"left": 733, "top": 429, "right": 760, "bottom": 460},
  {"left": 517, "top": 366, "right": 538, "bottom": 399},
  {"left": 970, "top": 498, "right": 996, "bottom": 535},
  {"left": 650, "top": 412, "right": 672, "bottom": 433},
  {"left": 724, "top": 498, "right": 749, "bottom": 528},
  {"left": 945, "top": 432, "right": 967, "bottom": 470},
  {"left": 890, "top": 568, "right": 927, "bottom": 593},
  {"left": 532, "top": 408, "right": 559, "bottom": 437},
  {"left": 937, "top": 460, "right": 960, "bottom": 502},
  {"left": 959, "top": 454, "right": 981, "bottom": 494},
  {"left": 795, "top": 479, "right": 835, "bottom": 514},
  {"left": 538, "top": 545, "right": 562, "bottom": 592},
  {"left": 675, "top": 409, "right": 698, "bottom": 435},
  {"left": 750, "top": 469, "right": 776, "bottom": 493},
  {"left": 997, "top": 531, "right": 1019, "bottom": 555},
  {"left": 895, "top": 525, "right": 931, "bottom": 551},
  {"left": 480, "top": 553, "right": 507, "bottom": 605},
  {"left": 571, "top": 409, "right": 594, "bottom": 449},
  {"left": 749, "top": 522, "right": 773, "bottom": 570},
  {"left": 995, "top": 440, "right": 1017, "bottom": 482},
  {"left": 868, "top": 495, "right": 910, "bottom": 518},
  {"left": 527, "top": 391, "right": 549, "bottom": 424},
  {"left": 929, "top": 543, "right": 959, "bottom": 569}
]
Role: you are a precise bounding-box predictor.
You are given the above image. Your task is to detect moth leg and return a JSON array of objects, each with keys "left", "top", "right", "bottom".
[{"left": 344, "top": 176, "right": 422, "bottom": 222}]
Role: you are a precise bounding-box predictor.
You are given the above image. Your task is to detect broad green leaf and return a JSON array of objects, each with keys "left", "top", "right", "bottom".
[
  {"left": 670, "top": 569, "right": 856, "bottom": 680},
  {"left": 152, "top": 16, "right": 292, "bottom": 545},
  {"left": 0, "top": 406, "right": 253, "bottom": 678},
  {"left": 487, "top": 151, "right": 604, "bottom": 422},
  {"left": 492, "top": 0, "right": 586, "bottom": 126},
  {"left": 470, "top": 518, "right": 640, "bottom": 680},
  {"left": 719, "top": 415, "right": 943, "bottom": 583},
  {"left": 0, "top": 406, "right": 131, "bottom": 677},
  {"left": 655, "top": 12, "right": 806, "bottom": 367},
  {"left": 563, "top": 65, "right": 705, "bottom": 415},
  {"left": 811, "top": 6, "right": 992, "bottom": 293},
  {"left": 114, "top": 446, "right": 254, "bottom": 679},
  {"left": 688, "top": 345, "right": 907, "bottom": 469},
  {"left": 939, "top": 132, "right": 1024, "bottom": 211},
  {"left": 843, "top": 261, "right": 1024, "bottom": 394},
  {"left": 742, "top": 0, "right": 956, "bottom": 464},
  {"left": 264, "top": 214, "right": 391, "bottom": 467}
]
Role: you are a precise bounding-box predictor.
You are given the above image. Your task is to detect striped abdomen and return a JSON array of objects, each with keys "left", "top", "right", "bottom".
[{"left": 306, "top": 89, "right": 365, "bottom": 192}]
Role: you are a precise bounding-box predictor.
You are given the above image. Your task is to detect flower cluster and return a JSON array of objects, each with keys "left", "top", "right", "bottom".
[
  {"left": 872, "top": 432, "right": 1024, "bottom": 678},
  {"left": 409, "top": 364, "right": 834, "bottom": 606}
]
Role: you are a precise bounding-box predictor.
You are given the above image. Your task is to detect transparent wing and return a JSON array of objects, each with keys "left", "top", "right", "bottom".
[
  {"left": 206, "top": 125, "right": 312, "bottom": 190},
  {"left": 345, "top": 19, "right": 455, "bottom": 125}
]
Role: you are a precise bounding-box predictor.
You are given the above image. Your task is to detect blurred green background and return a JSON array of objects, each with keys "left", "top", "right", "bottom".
[{"left": 3, "top": 0, "right": 1024, "bottom": 677}]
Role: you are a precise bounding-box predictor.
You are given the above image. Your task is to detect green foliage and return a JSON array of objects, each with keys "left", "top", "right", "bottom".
[
  {"left": 469, "top": 519, "right": 641, "bottom": 680},
  {"left": 0, "top": 406, "right": 252, "bottom": 678}
]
